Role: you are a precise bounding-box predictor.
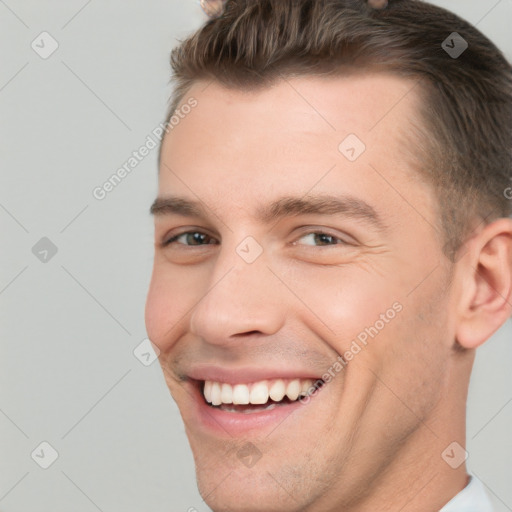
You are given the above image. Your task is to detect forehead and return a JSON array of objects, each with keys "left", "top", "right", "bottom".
[
  {"left": 172, "top": 71, "right": 421, "bottom": 139},
  {"left": 158, "top": 73, "right": 430, "bottom": 223}
]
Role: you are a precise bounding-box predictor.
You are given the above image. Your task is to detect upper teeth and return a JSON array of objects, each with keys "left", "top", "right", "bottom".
[{"left": 203, "top": 378, "right": 314, "bottom": 406}]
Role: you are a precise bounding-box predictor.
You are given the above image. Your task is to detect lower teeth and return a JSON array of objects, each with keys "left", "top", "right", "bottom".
[{"left": 215, "top": 400, "right": 291, "bottom": 413}]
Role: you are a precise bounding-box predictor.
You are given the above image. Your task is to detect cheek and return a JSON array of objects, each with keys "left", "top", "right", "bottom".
[
  {"left": 144, "top": 263, "right": 200, "bottom": 351},
  {"left": 282, "top": 263, "right": 400, "bottom": 347},
  {"left": 373, "top": 272, "right": 454, "bottom": 412},
  {"left": 144, "top": 278, "right": 170, "bottom": 351}
]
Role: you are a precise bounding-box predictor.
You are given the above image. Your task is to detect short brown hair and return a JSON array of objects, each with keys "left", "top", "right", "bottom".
[{"left": 163, "top": 0, "right": 512, "bottom": 260}]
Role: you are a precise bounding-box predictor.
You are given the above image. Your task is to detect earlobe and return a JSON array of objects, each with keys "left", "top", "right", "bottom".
[{"left": 455, "top": 218, "right": 512, "bottom": 350}]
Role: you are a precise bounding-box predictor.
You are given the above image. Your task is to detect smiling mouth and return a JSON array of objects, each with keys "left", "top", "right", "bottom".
[{"left": 200, "top": 378, "right": 324, "bottom": 414}]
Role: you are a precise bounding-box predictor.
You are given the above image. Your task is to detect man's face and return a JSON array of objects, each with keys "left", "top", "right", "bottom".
[{"left": 145, "top": 74, "right": 459, "bottom": 511}]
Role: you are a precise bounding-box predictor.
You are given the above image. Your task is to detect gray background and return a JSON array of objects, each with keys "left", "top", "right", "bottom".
[{"left": 0, "top": 1, "right": 511, "bottom": 511}]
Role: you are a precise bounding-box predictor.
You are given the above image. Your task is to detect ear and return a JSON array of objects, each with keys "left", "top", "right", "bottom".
[{"left": 456, "top": 218, "right": 512, "bottom": 349}]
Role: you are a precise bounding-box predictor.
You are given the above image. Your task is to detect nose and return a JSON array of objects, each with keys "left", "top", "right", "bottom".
[{"left": 189, "top": 242, "right": 285, "bottom": 346}]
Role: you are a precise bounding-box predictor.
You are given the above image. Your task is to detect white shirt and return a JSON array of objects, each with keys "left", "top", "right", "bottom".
[{"left": 440, "top": 476, "right": 494, "bottom": 511}]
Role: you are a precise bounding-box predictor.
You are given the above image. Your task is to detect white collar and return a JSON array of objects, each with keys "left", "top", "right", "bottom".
[{"left": 439, "top": 476, "right": 494, "bottom": 511}]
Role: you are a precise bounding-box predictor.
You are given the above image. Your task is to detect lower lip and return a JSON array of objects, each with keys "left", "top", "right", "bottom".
[{"left": 186, "top": 381, "right": 313, "bottom": 436}]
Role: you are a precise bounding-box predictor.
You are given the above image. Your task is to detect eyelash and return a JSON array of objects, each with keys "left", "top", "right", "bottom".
[
  {"left": 161, "top": 230, "right": 349, "bottom": 248},
  {"left": 162, "top": 231, "right": 218, "bottom": 247}
]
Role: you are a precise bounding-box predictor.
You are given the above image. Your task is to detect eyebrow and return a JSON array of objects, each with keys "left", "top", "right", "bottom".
[{"left": 150, "top": 194, "right": 385, "bottom": 230}]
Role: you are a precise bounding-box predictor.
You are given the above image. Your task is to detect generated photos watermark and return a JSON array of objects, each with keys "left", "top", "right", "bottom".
[
  {"left": 92, "top": 97, "right": 198, "bottom": 201},
  {"left": 300, "top": 301, "right": 403, "bottom": 404}
]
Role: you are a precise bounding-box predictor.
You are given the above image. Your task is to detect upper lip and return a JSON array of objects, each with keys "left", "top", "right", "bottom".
[{"left": 186, "top": 365, "right": 324, "bottom": 384}]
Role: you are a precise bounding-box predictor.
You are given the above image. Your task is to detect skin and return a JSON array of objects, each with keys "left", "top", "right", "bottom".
[{"left": 145, "top": 73, "right": 512, "bottom": 511}]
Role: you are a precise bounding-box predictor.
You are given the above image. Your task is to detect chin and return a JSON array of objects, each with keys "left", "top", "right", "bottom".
[{"left": 195, "top": 465, "right": 305, "bottom": 512}]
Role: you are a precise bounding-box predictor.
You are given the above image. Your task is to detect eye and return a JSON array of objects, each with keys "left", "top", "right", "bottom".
[
  {"left": 295, "top": 232, "right": 347, "bottom": 247},
  {"left": 163, "top": 231, "right": 218, "bottom": 247}
]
